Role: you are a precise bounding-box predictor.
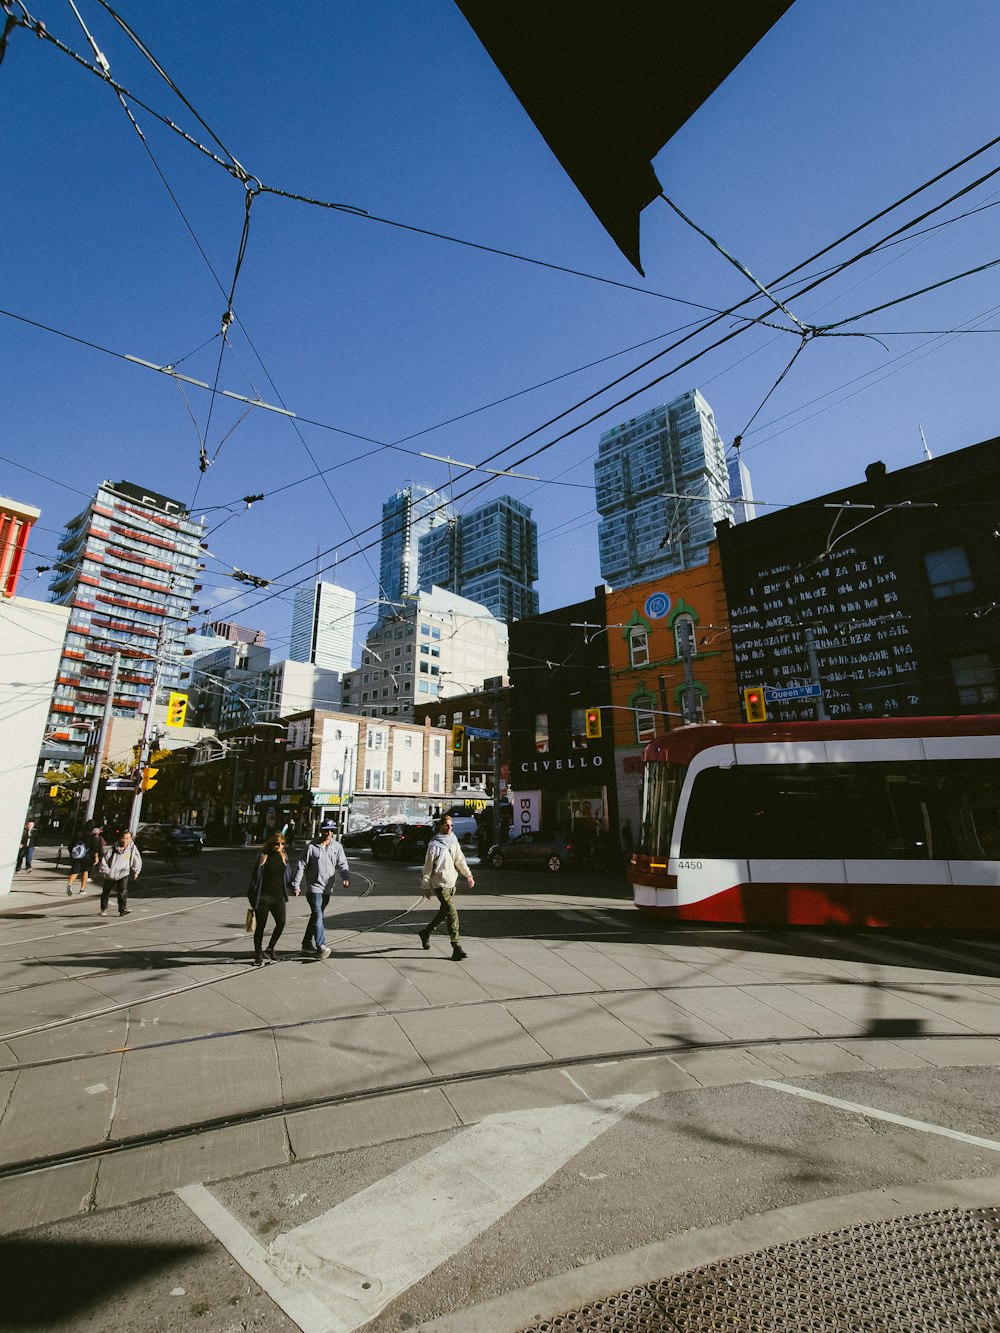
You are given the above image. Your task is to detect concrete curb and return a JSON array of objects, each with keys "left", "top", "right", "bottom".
[{"left": 418, "top": 1174, "right": 1000, "bottom": 1333}]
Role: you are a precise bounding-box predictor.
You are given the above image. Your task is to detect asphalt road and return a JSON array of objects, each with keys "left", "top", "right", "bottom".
[{"left": 3, "top": 846, "right": 1000, "bottom": 1333}]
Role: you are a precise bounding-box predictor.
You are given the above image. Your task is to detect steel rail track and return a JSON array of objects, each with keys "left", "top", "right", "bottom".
[{"left": 1, "top": 1027, "right": 998, "bottom": 1183}]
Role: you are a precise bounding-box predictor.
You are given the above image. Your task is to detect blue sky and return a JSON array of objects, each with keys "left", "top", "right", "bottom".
[{"left": 5, "top": 0, "right": 1000, "bottom": 659}]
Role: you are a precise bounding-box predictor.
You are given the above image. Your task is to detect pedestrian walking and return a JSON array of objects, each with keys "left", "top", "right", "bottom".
[
  {"left": 418, "top": 814, "right": 475, "bottom": 961},
  {"left": 292, "top": 818, "right": 350, "bottom": 960},
  {"left": 66, "top": 821, "right": 102, "bottom": 895},
  {"left": 16, "top": 819, "right": 37, "bottom": 872},
  {"left": 98, "top": 828, "right": 142, "bottom": 917},
  {"left": 247, "top": 832, "right": 294, "bottom": 967}
]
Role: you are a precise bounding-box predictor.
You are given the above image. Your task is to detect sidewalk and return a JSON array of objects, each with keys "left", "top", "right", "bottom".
[{"left": 1, "top": 845, "right": 194, "bottom": 915}]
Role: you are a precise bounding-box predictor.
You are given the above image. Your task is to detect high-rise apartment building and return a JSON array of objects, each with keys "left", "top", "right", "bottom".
[
  {"left": 595, "top": 390, "right": 733, "bottom": 587},
  {"left": 378, "top": 482, "right": 454, "bottom": 621},
  {"left": 46, "top": 480, "right": 204, "bottom": 746},
  {"left": 417, "top": 495, "right": 539, "bottom": 621},
  {"left": 289, "top": 580, "right": 356, "bottom": 674},
  {"left": 341, "top": 586, "right": 509, "bottom": 721}
]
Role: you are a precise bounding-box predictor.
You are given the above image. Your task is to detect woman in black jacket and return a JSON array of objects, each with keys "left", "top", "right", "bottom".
[{"left": 247, "top": 833, "right": 295, "bottom": 967}]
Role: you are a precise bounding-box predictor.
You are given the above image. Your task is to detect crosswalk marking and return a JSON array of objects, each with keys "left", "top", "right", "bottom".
[{"left": 178, "top": 1093, "right": 654, "bottom": 1333}]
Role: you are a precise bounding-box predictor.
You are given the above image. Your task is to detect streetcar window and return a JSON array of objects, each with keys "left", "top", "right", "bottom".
[
  {"left": 640, "top": 761, "right": 686, "bottom": 858},
  {"left": 677, "top": 759, "right": 1000, "bottom": 861}
]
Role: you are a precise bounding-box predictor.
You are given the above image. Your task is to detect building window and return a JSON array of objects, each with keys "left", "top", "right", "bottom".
[
  {"left": 629, "top": 628, "right": 649, "bottom": 667},
  {"left": 673, "top": 616, "right": 695, "bottom": 658},
  {"left": 534, "top": 712, "right": 549, "bottom": 753},
  {"left": 570, "top": 707, "right": 588, "bottom": 749},
  {"left": 433, "top": 737, "right": 442, "bottom": 757},
  {"left": 635, "top": 696, "right": 656, "bottom": 743},
  {"left": 925, "top": 547, "right": 974, "bottom": 598},
  {"left": 951, "top": 654, "right": 998, "bottom": 706}
]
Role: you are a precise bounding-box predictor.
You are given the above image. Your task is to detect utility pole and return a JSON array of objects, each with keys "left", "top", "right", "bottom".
[
  {"left": 84, "top": 650, "right": 120, "bottom": 822},
  {"left": 677, "top": 621, "right": 700, "bottom": 724}
]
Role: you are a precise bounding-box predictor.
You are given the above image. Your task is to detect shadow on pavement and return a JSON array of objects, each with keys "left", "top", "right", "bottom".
[{"left": 1, "top": 1237, "right": 205, "bottom": 1327}]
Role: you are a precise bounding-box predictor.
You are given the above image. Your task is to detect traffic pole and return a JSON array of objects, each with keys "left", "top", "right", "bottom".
[{"left": 84, "top": 650, "right": 120, "bottom": 823}]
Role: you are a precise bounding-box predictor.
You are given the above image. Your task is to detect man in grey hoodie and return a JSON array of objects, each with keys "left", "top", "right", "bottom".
[
  {"left": 293, "top": 819, "right": 350, "bottom": 959},
  {"left": 418, "top": 815, "right": 475, "bottom": 961}
]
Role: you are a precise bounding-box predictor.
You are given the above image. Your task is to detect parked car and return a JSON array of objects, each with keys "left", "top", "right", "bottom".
[
  {"left": 486, "top": 831, "right": 577, "bottom": 873},
  {"left": 136, "top": 823, "right": 204, "bottom": 856},
  {"left": 371, "top": 822, "right": 434, "bottom": 862},
  {"left": 341, "top": 823, "right": 380, "bottom": 850},
  {"left": 446, "top": 814, "right": 479, "bottom": 848}
]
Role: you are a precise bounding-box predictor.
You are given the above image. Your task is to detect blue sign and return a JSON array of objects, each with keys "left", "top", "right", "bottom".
[
  {"left": 763, "top": 684, "right": 823, "bottom": 702},
  {"left": 645, "top": 591, "right": 671, "bottom": 619},
  {"left": 465, "top": 726, "right": 500, "bottom": 739}
]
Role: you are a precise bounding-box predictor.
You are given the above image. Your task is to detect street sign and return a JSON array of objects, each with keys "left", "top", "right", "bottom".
[
  {"left": 465, "top": 726, "right": 500, "bottom": 739},
  {"left": 105, "top": 778, "right": 137, "bottom": 791},
  {"left": 763, "top": 684, "right": 823, "bottom": 702}
]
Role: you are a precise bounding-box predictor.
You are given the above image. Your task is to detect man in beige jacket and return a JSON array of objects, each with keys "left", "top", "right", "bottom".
[{"left": 418, "top": 815, "right": 475, "bottom": 961}]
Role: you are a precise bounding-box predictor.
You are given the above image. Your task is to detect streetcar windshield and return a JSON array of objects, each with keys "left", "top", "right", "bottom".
[{"left": 639, "top": 761, "right": 686, "bottom": 859}]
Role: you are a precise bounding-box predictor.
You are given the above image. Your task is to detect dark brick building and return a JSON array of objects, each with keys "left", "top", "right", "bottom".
[{"left": 715, "top": 438, "right": 1000, "bottom": 720}]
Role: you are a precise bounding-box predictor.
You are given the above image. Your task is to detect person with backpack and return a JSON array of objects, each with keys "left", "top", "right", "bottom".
[
  {"left": 66, "top": 822, "right": 102, "bottom": 895},
  {"left": 98, "top": 828, "right": 142, "bottom": 917}
]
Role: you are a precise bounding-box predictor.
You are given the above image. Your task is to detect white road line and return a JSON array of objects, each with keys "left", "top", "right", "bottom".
[
  {"left": 176, "top": 1183, "right": 333, "bottom": 1332},
  {"left": 756, "top": 1079, "right": 1000, "bottom": 1153},
  {"left": 177, "top": 1093, "right": 654, "bottom": 1333}
]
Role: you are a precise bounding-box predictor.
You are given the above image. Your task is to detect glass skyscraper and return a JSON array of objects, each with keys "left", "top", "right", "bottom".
[
  {"left": 378, "top": 482, "right": 454, "bottom": 622},
  {"left": 595, "top": 390, "right": 734, "bottom": 587},
  {"left": 418, "top": 495, "right": 539, "bottom": 622}
]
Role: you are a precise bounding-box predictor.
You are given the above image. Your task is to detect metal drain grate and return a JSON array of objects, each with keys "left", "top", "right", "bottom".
[{"left": 518, "top": 1207, "right": 1000, "bottom": 1332}]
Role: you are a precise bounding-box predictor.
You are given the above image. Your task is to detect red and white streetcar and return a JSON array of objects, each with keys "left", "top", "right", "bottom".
[{"left": 630, "top": 716, "right": 1000, "bottom": 928}]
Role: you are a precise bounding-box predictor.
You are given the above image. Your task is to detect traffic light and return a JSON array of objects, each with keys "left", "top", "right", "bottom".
[
  {"left": 585, "top": 707, "right": 602, "bottom": 739},
  {"left": 49, "top": 785, "right": 59, "bottom": 798},
  {"left": 165, "top": 691, "right": 189, "bottom": 727},
  {"left": 451, "top": 724, "right": 466, "bottom": 755},
  {"left": 743, "top": 687, "right": 767, "bottom": 723},
  {"left": 141, "top": 766, "right": 159, "bottom": 791}
]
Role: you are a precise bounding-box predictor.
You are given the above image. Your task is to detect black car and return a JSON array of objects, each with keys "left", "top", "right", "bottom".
[
  {"left": 136, "top": 823, "right": 204, "bottom": 856},
  {"left": 370, "top": 822, "right": 434, "bottom": 862},
  {"left": 486, "top": 831, "right": 577, "bottom": 873}
]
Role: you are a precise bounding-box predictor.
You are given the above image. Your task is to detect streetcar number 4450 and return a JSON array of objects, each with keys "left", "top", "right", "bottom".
[{"left": 677, "top": 860, "right": 703, "bottom": 870}]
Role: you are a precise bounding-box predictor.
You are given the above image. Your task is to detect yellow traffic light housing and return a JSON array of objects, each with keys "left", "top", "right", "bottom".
[
  {"left": 743, "top": 687, "right": 767, "bottom": 723},
  {"left": 451, "top": 724, "right": 466, "bottom": 754},
  {"left": 141, "top": 766, "right": 159, "bottom": 791},
  {"left": 165, "top": 691, "right": 189, "bottom": 727},
  {"left": 585, "top": 707, "right": 602, "bottom": 739}
]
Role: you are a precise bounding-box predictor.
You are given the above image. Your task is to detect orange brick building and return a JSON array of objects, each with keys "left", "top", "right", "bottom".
[{"left": 605, "top": 544, "right": 741, "bottom": 839}]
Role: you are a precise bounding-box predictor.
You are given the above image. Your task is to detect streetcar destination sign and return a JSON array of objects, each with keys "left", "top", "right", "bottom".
[{"left": 763, "top": 684, "right": 823, "bottom": 702}]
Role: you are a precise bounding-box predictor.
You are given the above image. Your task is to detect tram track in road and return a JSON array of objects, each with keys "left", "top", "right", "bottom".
[
  {"left": 3, "top": 968, "right": 999, "bottom": 1071},
  {"left": 2, "top": 1024, "right": 1000, "bottom": 1184}
]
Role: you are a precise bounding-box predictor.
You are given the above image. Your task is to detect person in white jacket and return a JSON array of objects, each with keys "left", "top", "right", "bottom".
[{"left": 418, "top": 815, "right": 475, "bottom": 961}]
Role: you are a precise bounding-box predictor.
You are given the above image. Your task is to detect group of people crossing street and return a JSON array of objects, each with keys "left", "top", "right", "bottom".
[{"left": 246, "top": 814, "right": 474, "bottom": 968}]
